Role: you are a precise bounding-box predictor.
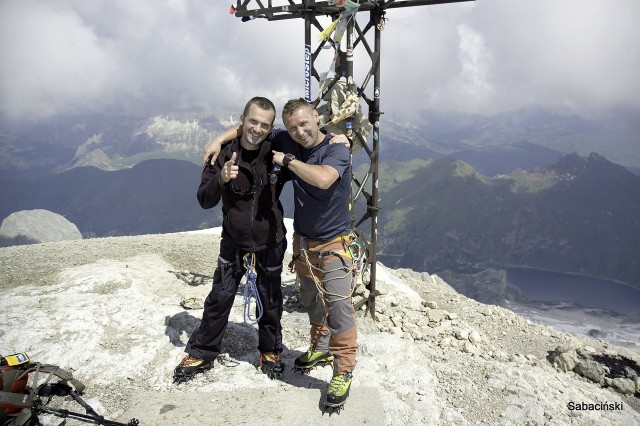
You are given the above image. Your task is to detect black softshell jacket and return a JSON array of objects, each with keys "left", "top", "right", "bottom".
[{"left": 197, "top": 138, "right": 287, "bottom": 252}]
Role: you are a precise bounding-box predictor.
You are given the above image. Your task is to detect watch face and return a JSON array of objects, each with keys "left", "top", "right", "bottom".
[{"left": 284, "top": 154, "right": 294, "bottom": 167}]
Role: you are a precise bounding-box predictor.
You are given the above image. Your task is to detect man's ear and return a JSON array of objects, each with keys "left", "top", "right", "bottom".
[{"left": 240, "top": 114, "right": 245, "bottom": 125}]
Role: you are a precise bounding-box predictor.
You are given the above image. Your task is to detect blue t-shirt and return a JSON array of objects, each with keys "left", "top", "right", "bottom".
[{"left": 271, "top": 128, "right": 351, "bottom": 241}]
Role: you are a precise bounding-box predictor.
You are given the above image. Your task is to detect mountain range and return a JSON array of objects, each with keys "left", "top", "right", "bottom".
[
  {"left": 382, "top": 108, "right": 640, "bottom": 174},
  {"left": 1, "top": 110, "right": 639, "bottom": 290},
  {"left": 2, "top": 108, "right": 639, "bottom": 178},
  {"left": 0, "top": 112, "right": 231, "bottom": 178}
]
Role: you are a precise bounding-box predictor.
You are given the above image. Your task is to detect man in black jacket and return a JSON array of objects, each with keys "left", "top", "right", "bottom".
[{"left": 174, "top": 96, "right": 288, "bottom": 383}]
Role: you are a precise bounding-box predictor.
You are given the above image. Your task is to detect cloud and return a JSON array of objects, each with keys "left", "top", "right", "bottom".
[
  {"left": 0, "top": 0, "right": 116, "bottom": 119},
  {"left": 0, "top": 0, "right": 639, "bottom": 123},
  {"left": 0, "top": 0, "right": 298, "bottom": 121},
  {"left": 419, "top": 24, "right": 495, "bottom": 114},
  {"left": 469, "top": 0, "right": 640, "bottom": 115}
]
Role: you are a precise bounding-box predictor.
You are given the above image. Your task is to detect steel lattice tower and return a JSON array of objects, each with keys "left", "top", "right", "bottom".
[{"left": 232, "top": 0, "right": 473, "bottom": 319}]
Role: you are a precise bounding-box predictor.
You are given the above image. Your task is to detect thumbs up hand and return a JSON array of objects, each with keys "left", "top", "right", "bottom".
[{"left": 220, "top": 151, "right": 238, "bottom": 184}]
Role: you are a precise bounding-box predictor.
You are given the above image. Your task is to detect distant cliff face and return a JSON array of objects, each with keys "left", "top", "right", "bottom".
[
  {"left": 376, "top": 153, "right": 640, "bottom": 286},
  {"left": 63, "top": 115, "right": 222, "bottom": 171},
  {"left": 3, "top": 109, "right": 640, "bottom": 179},
  {"left": 0, "top": 112, "right": 233, "bottom": 176},
  {"left": 2, "top": 151, "right": 638, "bottom": 287}
]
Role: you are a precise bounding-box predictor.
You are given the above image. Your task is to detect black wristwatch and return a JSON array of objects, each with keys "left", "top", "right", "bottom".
[{"left": 282, "top": 153, "right": 296, "bottom": 168}]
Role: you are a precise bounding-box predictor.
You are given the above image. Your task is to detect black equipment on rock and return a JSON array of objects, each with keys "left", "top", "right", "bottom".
[{"left": 1, "top": 353, "right": 139, "bottom": 426}]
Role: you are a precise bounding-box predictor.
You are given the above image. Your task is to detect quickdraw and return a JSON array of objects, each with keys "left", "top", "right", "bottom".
[
  {"left": 348, "top": 240, "right": 364, "bottom": 271},
  {"left": 242, "top": 253, "right": 263, "bottom": 324}
]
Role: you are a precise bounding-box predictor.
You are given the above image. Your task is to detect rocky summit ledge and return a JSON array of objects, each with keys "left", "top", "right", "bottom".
[{"left": 0, "top": 233, "right": 639, "bottom": 425}]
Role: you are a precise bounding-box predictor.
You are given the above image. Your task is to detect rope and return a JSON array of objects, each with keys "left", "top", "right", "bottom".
[
  {"left": 242, "top": 253, "right": 263, "bottom": 324},
  {"left": 298, "top": 236, "right": 360, "bottom": 304}
]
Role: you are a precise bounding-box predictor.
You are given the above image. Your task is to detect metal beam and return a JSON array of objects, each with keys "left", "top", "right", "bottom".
[{"left": 235, "top": 1, "right": 472, "bottom": 20}]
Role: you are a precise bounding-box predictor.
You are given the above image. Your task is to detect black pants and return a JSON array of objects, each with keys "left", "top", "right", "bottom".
[{"left": 185, "top": 237, "right": 286, "bottom": 361}]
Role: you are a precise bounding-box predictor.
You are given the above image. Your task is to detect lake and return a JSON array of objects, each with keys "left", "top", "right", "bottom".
[{"left": 504, "top": 267, "right": 640, "bottom": 315}]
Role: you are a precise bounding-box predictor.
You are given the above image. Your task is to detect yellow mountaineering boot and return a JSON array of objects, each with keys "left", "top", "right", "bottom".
[
  {"left": 325, "top": 371, "right": 353, "bottom": 408},
  {"left": 293, "top": 347, "right": 334, "bottom": 372}
]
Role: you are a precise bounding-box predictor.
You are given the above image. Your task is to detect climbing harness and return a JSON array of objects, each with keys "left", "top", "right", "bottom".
[
  {"left": 242, "top": 252, "right": 263, "bottom": 324},
  {"left": 294, "top": 234, "right": 360, "bottom": 306}
]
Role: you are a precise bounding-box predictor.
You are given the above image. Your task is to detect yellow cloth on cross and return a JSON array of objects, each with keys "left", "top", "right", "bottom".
[{"left": 318, "top": 19, "right": 339, "bottom": 41}]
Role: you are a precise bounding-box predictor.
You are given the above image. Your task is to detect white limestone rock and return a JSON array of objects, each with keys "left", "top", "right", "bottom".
[{"left": 0, "top": 209, "right": 82, "bottom": 247}]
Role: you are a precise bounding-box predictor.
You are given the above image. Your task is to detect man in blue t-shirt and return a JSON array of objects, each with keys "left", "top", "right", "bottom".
[
  {"left": 271, "top": 99, "right": 356, "bottom": 408},
  {"left": 203, "top": 98, "right": 357, "bottom": 409}
]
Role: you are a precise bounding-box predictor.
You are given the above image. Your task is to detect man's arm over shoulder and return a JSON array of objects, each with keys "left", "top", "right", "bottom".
[
  {"left": 269, "top": 127, "right": 289, "bottom": 152},
  {"left": 322, "top": 142, "right": 350, "bottom": 178},
  {"left": 202, "top": 126, "right": 241, "bottom": 165}
]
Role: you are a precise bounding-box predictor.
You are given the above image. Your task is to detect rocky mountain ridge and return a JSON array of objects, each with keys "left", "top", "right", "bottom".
[
  {"left": 0, "top": 231, "right": 638, "bottom": 425},
  {"left": 2, "top": 149, "right": 638, "bottom": 294},
  {"left": 384, "top": 108, "right": 640, "bottom": 172},
  {"left": 375, "top": 152, "right": 640, "bottom": 288}
]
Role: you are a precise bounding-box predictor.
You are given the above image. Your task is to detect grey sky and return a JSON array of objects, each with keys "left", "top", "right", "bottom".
[{"left": 1, "top": 0, "right": 639, "bottom": 123}]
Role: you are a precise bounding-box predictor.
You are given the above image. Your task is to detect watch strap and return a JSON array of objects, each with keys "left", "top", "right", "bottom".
[{"left": 283, "top": 153, "right": 295, "bottom": 168}]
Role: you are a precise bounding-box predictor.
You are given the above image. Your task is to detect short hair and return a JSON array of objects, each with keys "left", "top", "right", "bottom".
[
  {"left": 243, "top": 96, "right": 276, "bottom": 122},
  {"left": 282, "top": 98, "right": 314, "bottom": 119}
]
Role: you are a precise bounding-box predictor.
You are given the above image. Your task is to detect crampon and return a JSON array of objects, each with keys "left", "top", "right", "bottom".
[
  {"left": 259, "top": 353, "right": 285, "bottom": 380},
  {"left": 323, "top": 402, "right": 346, "bottom": 415},
  {"left": 173, "top": 355, "right": 212, "bottom": 384}
]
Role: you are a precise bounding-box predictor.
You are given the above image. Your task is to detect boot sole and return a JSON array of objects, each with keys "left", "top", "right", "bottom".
[{"left": 293, "top": 356, "right": 334, "bottom": 369}]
